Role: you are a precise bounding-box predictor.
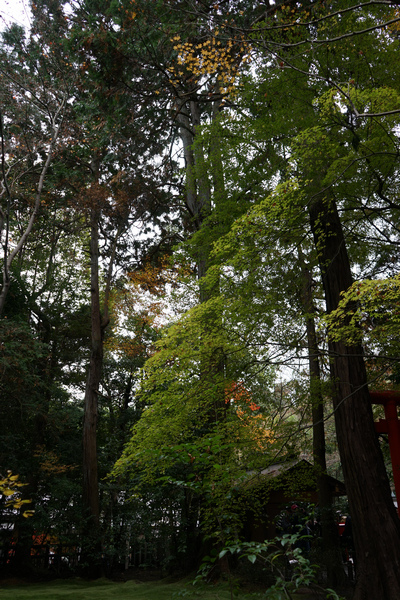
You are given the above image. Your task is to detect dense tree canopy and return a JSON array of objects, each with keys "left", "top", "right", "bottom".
[{"left": 1, "top": 0, "right": 400, "bottom": 597}]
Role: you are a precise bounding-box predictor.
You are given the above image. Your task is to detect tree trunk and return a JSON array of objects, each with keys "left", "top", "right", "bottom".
[
  {"left": 182, "top": 488, "right": 202, "bottom": 572},
  {"left": 309, "top": 195, "right": 400, "bottom": 600},
  {"left": 82, "top": 206, "right": 102, "bottom": 572},
  {"left": 300, "top": 261, "right": 347, "bottom": 588},
  {"left": 177, "top": 98, "right": 212, "bottom": 295}
]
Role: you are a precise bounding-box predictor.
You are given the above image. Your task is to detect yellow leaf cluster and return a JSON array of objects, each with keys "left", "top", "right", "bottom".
[
  {"left": 389, "top": 9, "right": 400, "bottom": 32},
  {"left": 34, "top": 446, "right": 76, "bottom": 475},
  {"left": 169, "top": 32, "right": 251, "bottom": 95},
  {"left": 0, "top": 471, "right": 34, "bottom": 518}
]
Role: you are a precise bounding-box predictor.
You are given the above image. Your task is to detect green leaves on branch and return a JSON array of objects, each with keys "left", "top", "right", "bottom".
[
  {"left": 113, "top": 293, "right": 278, "bottom": 482},
  {"left": 324, "top": 275, "right": 400, "bottom": 354},
  {"left": 197, "top": 534, "right": 343, "bottom": 600}
]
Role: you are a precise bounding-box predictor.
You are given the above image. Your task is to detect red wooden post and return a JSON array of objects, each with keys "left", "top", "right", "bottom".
[{"left": 370, "top": 391, "right": 400, "bottom": 518}]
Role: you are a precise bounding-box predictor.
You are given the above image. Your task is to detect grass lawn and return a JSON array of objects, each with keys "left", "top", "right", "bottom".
[
  {"left": 0, "top": 577, "right": 340, "bottom": 600},
  {"left": 0, "top": 578, "right": 237, "bottom": 600}
]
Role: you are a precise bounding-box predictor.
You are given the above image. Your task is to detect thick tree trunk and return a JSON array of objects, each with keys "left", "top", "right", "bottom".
[
  {"left": 309, "top": 195, "right": 400, "bottom": 600},
  {"left": 176, "top": 98, "right": 213, "bottom": 292}
]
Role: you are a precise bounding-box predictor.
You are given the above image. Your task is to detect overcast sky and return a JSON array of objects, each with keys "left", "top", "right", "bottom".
[{"left": 0, "top": 0, "right": 31, "bottom": 30}]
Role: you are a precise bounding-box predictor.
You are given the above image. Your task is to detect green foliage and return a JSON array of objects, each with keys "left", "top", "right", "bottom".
[
  {"left": 199, "top": 534, "right": 345, "bottom": 600},
  {"left": 323, "top": 274, "right": 400, "bottom": 382},
  {"left": 0, "top": 319, "right": 47, "bottom": 452},
  {"left": 117, "top": 297, "right": 269, "bottom": 456},
  {"left": 207, "top": 178, "right": 316, "bottom": 372},
  {"left": 113, "top": 281, "right": 311, "bottom": 555},
  {"left": 324, "top": 275, "right": 400, "bottom": 345}
]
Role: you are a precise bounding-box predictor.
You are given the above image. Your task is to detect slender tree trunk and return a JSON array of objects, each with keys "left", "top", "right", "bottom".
[
  {"left": 81, "top": 181, "right": 124, "bottom": 573},
  {"left": 81, "top": 205, "right": 103, "bottom": 573},
  {"left": 309, "top": 195, "right": 400, "bottom": 600},
  {"left": 300, "top": 259, "right": 346, "bottom": 588},
  {"left": 182, "top": 488, "right": 201, "bottom": 571}
]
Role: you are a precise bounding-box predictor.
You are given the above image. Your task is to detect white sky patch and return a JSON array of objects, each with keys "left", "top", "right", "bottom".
[{"left": 0, "top": 0, "right": 31, "bottom": 30}]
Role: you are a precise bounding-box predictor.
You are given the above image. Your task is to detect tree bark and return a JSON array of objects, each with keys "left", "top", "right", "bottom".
[
  {"left": 82, "top": 207, "right": 102, "bottom": 526},
  {"left": 309, "top": 195, "right": 400, "bottom": 600},
  {"left": 300, "top": 259, "right": 347, "bottom": 588},
  {"left": 81, "top": 182, "right": 125, "bottom": 573},
  {"left": 82, "top": 206, "right": 102, "bottom": 572}
]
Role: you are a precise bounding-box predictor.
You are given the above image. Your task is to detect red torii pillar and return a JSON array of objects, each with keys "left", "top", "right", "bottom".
[{"left": 370, "top": 390, "right": 400, "bottom": 518}]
